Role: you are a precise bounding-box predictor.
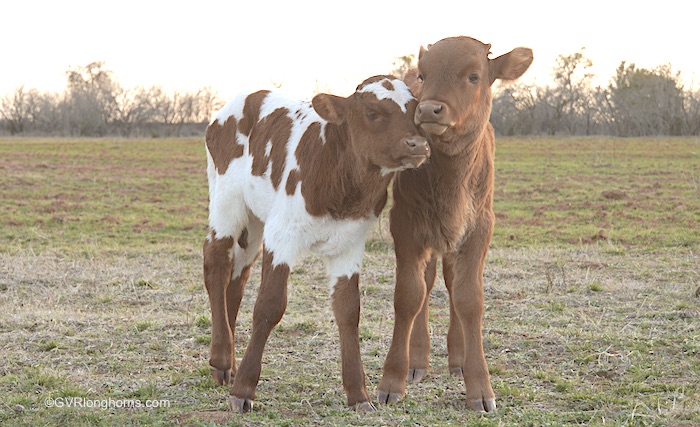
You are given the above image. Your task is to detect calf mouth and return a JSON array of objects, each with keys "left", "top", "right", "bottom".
[{"left": 419, "top": 122, "right": 449, "bottom": 136}]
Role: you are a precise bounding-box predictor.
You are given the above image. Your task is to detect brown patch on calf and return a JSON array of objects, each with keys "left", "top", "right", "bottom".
[
  {"left": 205, "top": 117, "right": 244, "bottom": 175},
  {"left": 239, "top": 91, "right": 269, "bottom": 136},
  {"left": 237, "top": 228, "right": 249, "bottom": 250},
  {"left": 294, "top": 122, "right": 391, "bottom": 220},
  {"left": 249, "top": 108, "right": 291, "bottom": 189},
  {"left": 294, "top": 122, "right": 332, "bottom": 217},
  {"left": 285, "top": 169, "right": 300, "bottom": 195},
  {"left": 382, "top": 80, "right": 395, "bottom": 91}
]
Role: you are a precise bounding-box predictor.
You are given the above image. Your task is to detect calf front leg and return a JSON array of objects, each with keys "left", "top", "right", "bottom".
[
  {"left": 377, "top": 245, "right": 430, "bottom": 404},
  {"left": 451, "top": 216, "right": 496, "bottom": 412},
  {"left": 203, "top": 232, "right": 235, "bottom": 385},
  {"left": 407, "top": 253, "right": 438, "bottom": 383},
  {"left": 331, "top": 273, "right": 374, "bottom": 412},
  {"left": 230, "top": 249, "right": 289, "bottom": 413}
]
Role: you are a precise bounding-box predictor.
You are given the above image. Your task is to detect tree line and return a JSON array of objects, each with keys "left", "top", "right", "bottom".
[
  {"left": 490, "top": 50, "right": 699, "bottom": 136},
  {"left": 0, "top": 62, "right": 218, "bottom": 137},
  {"left": 3, "top": 54, "right": 700, "bottom": 137}
]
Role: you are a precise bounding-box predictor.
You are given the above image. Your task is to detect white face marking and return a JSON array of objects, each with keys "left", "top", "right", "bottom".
[{"left": 357, "top": 78, "right": 415, "bottom": 113}]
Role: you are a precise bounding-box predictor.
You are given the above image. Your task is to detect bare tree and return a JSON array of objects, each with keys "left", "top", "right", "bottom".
[
  {"left": 609, "top": 62, "right": 685, "bottom": 136},
  {"left": 0, "top": 86, "right": 32, "bottom": 134},
  {"left": 390, "top": 55, "right": 416, "bottom": 80},
  {"left": 64, "top": 62, "right": 120, "bottom": 135},
  {"left": 542, "top": 49, "right": 595, "bottom": 135}
]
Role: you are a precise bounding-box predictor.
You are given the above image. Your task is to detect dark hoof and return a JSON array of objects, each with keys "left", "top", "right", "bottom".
[
  {"left": 210, "top": 366, "right": 233, "bottom": 385},
  {"left": 406, "top": 368, "right": 428, "bottom": 383},
  {"left": 377, "top": 389, "right": 403, "bottom": 405},
  {"left": 468, "top": 397, "right": 497, "bottom": 412},
  {"left": 229, "top": 395, "right": 253, "bottom": 413},
  {"left": 354, "top": 401, "right": 376, "bottom": 412},
  {"left": 449, "top": 366, "right": 463, "bottom": 377}
]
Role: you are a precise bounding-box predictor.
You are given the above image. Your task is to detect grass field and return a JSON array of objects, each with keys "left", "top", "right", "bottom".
[{"left": 0, "top": 136, "right": 698, "bottom": 426}]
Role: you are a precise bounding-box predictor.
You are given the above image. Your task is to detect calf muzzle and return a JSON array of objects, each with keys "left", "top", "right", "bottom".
[
  {"left": 402, "top": 135, "right": 430, "bottom": 168},
  {"left": 415, "top": 101, "right": 450, "bottom": 136}
]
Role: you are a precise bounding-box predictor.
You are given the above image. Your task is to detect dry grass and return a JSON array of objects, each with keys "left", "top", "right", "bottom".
[{"left": 0, "top": 137, "right": 698, "bottom": 426}]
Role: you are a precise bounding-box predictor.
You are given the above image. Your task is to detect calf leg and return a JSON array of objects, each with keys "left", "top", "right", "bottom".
[
  {"left": 443, "top": 252, "right": 466, "bottom": 376},
  {"left": 377, "top": 245, "right": 430, "bottom": 404},
  {"left": 230, "top": 249, "right": 289, "bottom": 413},
  {"left": 452, "top": 216, "right": 496, "bottom": 412},
  {"left": 203, "top": 231, "right": 235, "bottom": 385},
  {"left": 331, "top": 273, "right": 374, "bottom": 412},
  {"left": 223, "top": 220, "right": 264, "bottom": 382},
  {"left": 407, "top": 253, "right": 438, "bottom": 383}
]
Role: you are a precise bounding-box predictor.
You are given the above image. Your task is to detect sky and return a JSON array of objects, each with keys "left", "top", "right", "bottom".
[{"left": 1, "top": 0, "right": 697, "bottom": 101}]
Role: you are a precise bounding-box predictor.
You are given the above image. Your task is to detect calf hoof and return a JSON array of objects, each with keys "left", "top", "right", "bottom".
[
  {"left": 210, "top": 366, "right": 233, "bottom": 385},
  {"left": 468, "top": 397, "right": 497, "bottom": 413},
  {"left": 354, "top": 401, "right": 376, "bottom": 412},
  {"left": 229, "top": 395, "right": 253, "bottom": 413},
  {"left": 449, "top": 366, "right": 463, "bottom": 377},
  {"left": 406, "top": 368, "right": 428, "bottom": 383},
  {"left": 377, "top": 389, "right": 403, "bottom": 405}
]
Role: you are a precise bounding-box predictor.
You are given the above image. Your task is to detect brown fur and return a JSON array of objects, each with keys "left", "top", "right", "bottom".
[
  {"left": 378, "top": 37, "right": 533, "bottom": 412},
  {"left": 249, "top": 107, "right": 292, "bottom": 189},
  {"left": 205, "top": 117, "right": 243, "bottom": 175}
]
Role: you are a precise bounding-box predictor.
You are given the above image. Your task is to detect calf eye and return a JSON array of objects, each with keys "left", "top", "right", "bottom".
[
  {"left": 417, "top": 74, "right": 424, "bottom": 83},
  {"left": 366, "top": 110, "right": 380, "bottom": 121},
  {"left": 469, "top": 73, "right": 479, "bottom": 83}
]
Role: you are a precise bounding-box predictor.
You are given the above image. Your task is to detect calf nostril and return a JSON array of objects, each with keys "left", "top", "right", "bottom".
[
  {"left": 433, "top": 105, "right": 443, "bottom": 115},
  {"left": 405, "top": 137, "right": 428, "bottom": 149}
]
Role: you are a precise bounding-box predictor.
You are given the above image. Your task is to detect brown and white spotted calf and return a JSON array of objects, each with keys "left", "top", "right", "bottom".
[{"left": 203, "top": 75, "right": 429, "bottom": 412}]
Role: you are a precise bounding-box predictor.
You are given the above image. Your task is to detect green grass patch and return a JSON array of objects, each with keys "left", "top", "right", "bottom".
[{"left": 0, "top": 137, "right": 698, "bottom": 426}]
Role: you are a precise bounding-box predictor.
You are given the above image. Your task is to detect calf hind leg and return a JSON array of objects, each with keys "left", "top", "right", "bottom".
[
  {"left": 230, "top": 249, "right": 289, "bottom": 413},
  {"left": 443, "top": 253, "right": 466, "bottom": 377},
  {"left": 223, "top": 219, "right": 264, "bottom": 382},
  {"left": 203, "top": 231, "right": 236, "bottom": 385}
]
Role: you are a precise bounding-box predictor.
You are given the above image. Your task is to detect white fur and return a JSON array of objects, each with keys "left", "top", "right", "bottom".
[
  {"left": 207, "top": 86, "right": 398, "bottom": 293},
  {"left": 358, "top": 78, "right": 414, "bottom": 113}
]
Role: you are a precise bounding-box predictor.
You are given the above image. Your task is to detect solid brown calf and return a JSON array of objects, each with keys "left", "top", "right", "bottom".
[{"left": 377, "top": 36, "right": 533, "bottom": 412}]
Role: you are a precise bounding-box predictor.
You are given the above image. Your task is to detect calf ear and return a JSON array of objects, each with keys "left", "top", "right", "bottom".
[
  {"left": 490, "top": 47, "right": 534, "bottom": 84},
  {"left": 403, "top": 68, "right": 422, "bottom": 98},
  {"left": 312, "top": 94, "right": 347, "bottom": 124}
]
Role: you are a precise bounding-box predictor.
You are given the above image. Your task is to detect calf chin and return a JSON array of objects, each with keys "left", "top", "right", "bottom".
[{"left": 420, "top": 123, "right": 448, "bottom": 136}]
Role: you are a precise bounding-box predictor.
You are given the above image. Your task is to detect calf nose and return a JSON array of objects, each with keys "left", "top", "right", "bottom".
[
  {"left": 417, "top": 102, "right": 446, "bottom": 121},
  {"left": 405, "top": 136, "right": 428, "bottom": 148},
  {"left": 404, "top": 136, "right": 429, "bottom": 155}
]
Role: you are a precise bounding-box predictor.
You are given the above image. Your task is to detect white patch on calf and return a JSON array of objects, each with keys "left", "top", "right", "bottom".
[
  {"left": 358, "top": 78, "right": 415, "bottom": 113},
  {"left": 211, "top": 94, "right": 246, "bottom": 125},
  {"left": 380, "top": 164, "right": 416, "bottom": 176}
]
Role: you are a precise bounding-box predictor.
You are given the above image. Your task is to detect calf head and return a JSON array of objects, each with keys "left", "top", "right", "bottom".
[
  {"left": 312, "top": 76, "right": 429, "bottom": 175},
  {"left": 409, "top": 36, "right": 533, "bottom": 143}
]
